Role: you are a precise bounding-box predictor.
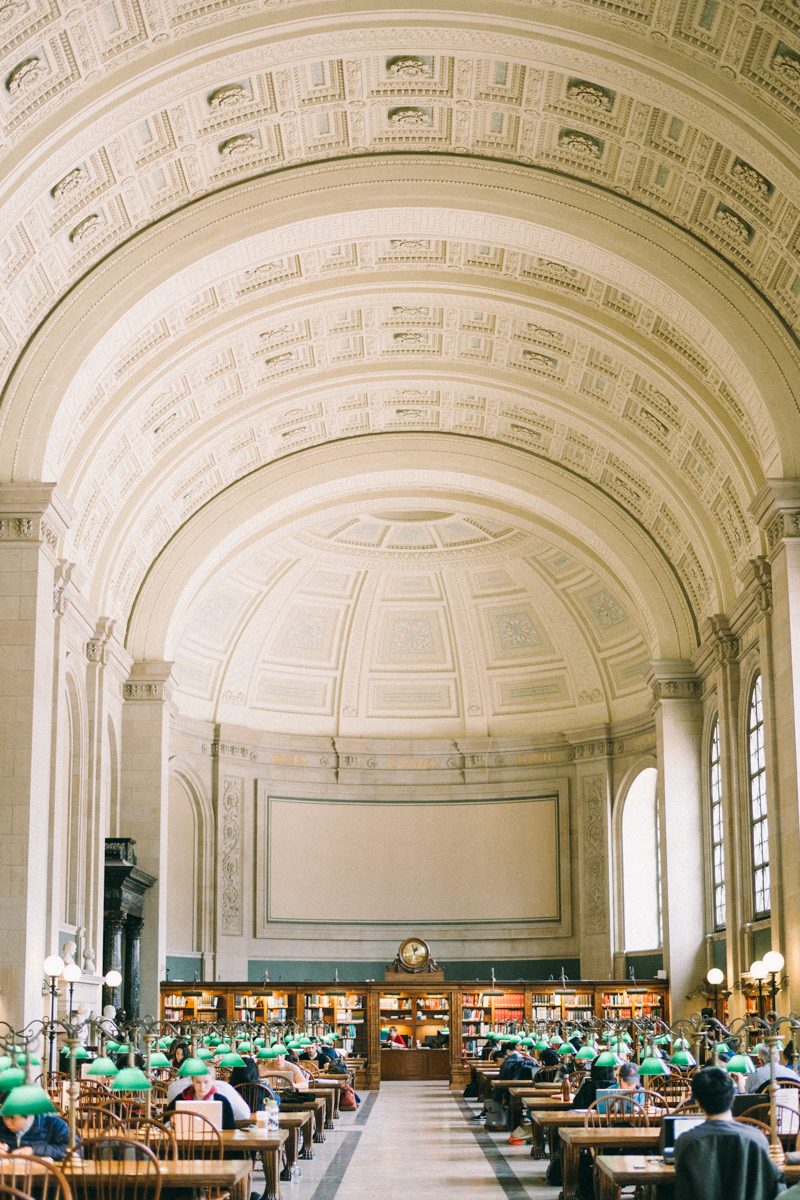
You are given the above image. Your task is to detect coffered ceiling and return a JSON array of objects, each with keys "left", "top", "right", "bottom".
[{"left": 2, "top": 0, "right": 799, "bottom": 735}]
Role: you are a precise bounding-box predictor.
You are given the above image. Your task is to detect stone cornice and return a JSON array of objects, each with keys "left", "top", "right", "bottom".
[
  {"left": 124, "top": 660, "right": 176, "bottom": 705},
  {"left": 644, "top": 659, "right": 702, "bottom": 702},
  {"left": 0, "top": 483, "right": 75, "bottom": 558},
  {"left": 750, "top": 481, "right": 800, "bottom": 560}
]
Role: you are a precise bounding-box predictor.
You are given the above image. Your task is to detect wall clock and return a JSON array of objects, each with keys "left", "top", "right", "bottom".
[{"left": 388, "top": 937, "right": 441, "bottom": 974}]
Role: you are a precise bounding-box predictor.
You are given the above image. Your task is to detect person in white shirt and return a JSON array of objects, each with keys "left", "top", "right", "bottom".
[{"left": 165, "top": 1064, "right": 251, "bottom": 1121}]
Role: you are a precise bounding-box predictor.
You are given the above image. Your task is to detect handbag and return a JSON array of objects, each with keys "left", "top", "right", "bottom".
[{"left": 339, "top": 1084, "right": 358, "bottom": 1110}]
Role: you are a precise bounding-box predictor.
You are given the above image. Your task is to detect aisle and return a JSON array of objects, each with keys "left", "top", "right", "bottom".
[{"left": 278, "top": 1081, "right": 560, "bottom": 1199}]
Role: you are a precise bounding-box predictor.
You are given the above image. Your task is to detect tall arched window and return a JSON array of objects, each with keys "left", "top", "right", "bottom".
[
  {"left": 710, "top": 718, "right": 725, "bottom": 928},
  {"left": 748, "top": 676, "right": 770, "bottom": 916},
  {"left": 621, "top": 767, "right": 661, "bottom": 951}
]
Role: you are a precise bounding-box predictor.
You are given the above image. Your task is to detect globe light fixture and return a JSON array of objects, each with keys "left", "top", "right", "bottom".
[{"left": 104, "top": 969, "right": 122, "bottom": 989}]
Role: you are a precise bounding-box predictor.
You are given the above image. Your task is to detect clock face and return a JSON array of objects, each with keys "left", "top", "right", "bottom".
[{"left": 399, "top": 938, "right": 430, "bottom": 968}]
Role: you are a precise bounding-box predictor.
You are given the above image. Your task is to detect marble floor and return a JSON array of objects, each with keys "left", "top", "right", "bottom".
[{"left": 254, "top": 1082, "right": 561, "bottom": 1199}]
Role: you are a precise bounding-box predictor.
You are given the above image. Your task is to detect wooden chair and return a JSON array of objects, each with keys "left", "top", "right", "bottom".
[
  {"left": 65, "top": 1136, "right": 162, "bottom": 1200},
  {"left": 534, "top": 1067, "right": 559, "bottom": 1083},
  {"left": 736, "top": 1116, "right": 772, "bottom": 1136},
  {"left": 259, "top": 1070, "right": 297, "bottom": 1093},
  {"left": 649, "top": 1074, "right": 692, "bottom": 1108},
  {"left": 167, "top": 1111, "right": 223, "bottom": 1162},
  {"left": 0, "top": 1183, "right": 42, "bottom": 1200},
  {"left": 638, "top": 1089, "right": 671, "bottom": 1117},
  {"left": 298, "top": 1059, "right": 320, "bottom": 1078},
  {"left": 235, "top": 1081, "right": 273, "bottom": 1111},
  {"left": 0, "top": 1155, "right": 71, "bottom": 1200},
  {"left": 584, "top": 1095, "right": 650, "bottom": 1128},
  {"left": 79, "top": 1080, "right": 113, "bottom": 1103},
  {"left": 672, "top": 1099, "right": 703, "bottom": 1114},
  {"left": 124, "top": 1117, "right": 177, "bottom": 1161},
  {"left": 148, "top": 1083, "right": 170, "bottom": 1116},
  {"left": 746, "top": 1103, "right": 800, "bottom": 1137},
  {"left": 77, "top": 1104, "right": 128, "bottom": 1138}
]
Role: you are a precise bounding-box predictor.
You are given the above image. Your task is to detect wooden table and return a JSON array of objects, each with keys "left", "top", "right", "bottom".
[
  {"left": 476, "top": 1069, "right": 500, "bottom": 1101},
  {"left": 218, "top": 1127, "right": 288, "bottom": 1198},
  {"left": 559, "top": 1127, "right": 659, "bottom": 1200},
  {"left": 529, "top": 1110, "right": 589, "bottom": 1160},
  {"left": 278, "top": 1095, "right": 326, "bottom": 1143},
  {"left": 310, "top": 1077, "right": 345, "bottom": 1124},
  {"left": 594, "top": 1155, "right": 800, "bottom": 1200},
  {"left": 64, "top": 1158, "right": 254, "bottom": 1200}
]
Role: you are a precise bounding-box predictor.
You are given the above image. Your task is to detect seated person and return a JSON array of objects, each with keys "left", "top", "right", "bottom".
[
  {"left": 268, "top": 1051, "right": 311, "bottom": 1091},
  {"left": 571, "top": 1058, "right": 617, "bottom": 1109},
  {"left": 384, "top": 1027, "right": 406, "bottom": 1048},
  {"left": 165, "top": 1064, "right": 250, "bottom": 1128},
  {"left": 0, "top": 1111, "right": 70, "bottom": 1161},
  {"left": 498, "top": 1043, "right": 536, "bottom": 1080},
  {"left": 597, "top": 1062, "right": 644, "bottom": 1112},
  {"left": 742, "top": 1043, "right": 800, "bottom": 1093},
  {"left": 230, "top": 1059, "right": 278, "bottom": 1107},
  {"left": 674, "top": 1067, "right": 784, "bottom": 1200}
]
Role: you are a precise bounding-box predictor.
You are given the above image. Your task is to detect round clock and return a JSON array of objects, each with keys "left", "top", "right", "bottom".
[{"left": 398, "top": 937, "right": 431, "bottom": 971}]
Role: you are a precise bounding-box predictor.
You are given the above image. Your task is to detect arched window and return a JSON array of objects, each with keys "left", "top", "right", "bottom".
[
  {"left": 621, "top": 767, "right": 661, "bottom": 951},
  {"left": 748, "top": 676, "right": 770, "bottom": 915},
  {"left": 710, "top": 718, "right": 725, "bottom": 928}
]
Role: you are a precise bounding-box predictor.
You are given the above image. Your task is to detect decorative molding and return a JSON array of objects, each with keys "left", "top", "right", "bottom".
[
  {"left": 201, "top": 741, "right": 256, "bottom": 760},
  {"left": 570, "top": 739, "right": 623, "bottom": 760},
  {"left": 123, "top": 661, "right": 175, "bottom": 703},
  {"left": 220, "top": 776, "right": 244, "bottom": 936},
  {"left": 709, "top": 614, "right": 739, "bottom": 666},
  {"left": 644, "top": 659, "right": 702, "bottom": 702},
  {"left": 582, "top": 774, "right": 608, "bottom": 936},
  {"left": 751, "top": 557, "right": 773, "bottom": 615},
  {"left": 766, "top": 510, "right": 800, "bottom": 552}
]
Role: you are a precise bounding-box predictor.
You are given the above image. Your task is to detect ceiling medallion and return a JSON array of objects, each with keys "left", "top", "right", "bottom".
[
  {"left": 69, "top": 214, "right": 102, "bottom": 245},
  {"left": 6, "top": 56, "right": 46, "bottom": 94},
  {"left": 389, "top": 106, "right": 433, "bottom": 128},
  {"left": 219, "top": 133, "right": 256, "bottom": 157},
  {"left": 51, "top": 167, "right": 84, "bottom": 201},
  {"left": 209, "top": 84, "right": 246, "bottom": 109},
  {"left": 386, "top": 56, "right": 432, "bottom": 79},
  {"left": 559, "top": 129, "right": 602, "bottom": 158}
]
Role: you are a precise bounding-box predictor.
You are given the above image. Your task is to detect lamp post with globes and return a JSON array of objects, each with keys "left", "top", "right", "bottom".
[
  {"left": 750, "top": 960, "right": 769, "bottom": 1019},
  {"left": 706, "top": 967, "right": 725, "bottom": 1022},
  {"left": 43, "top": 954, "right": 65, "bottom": 1082},
  {"left": 762, "top": 951, "right": 785, "bottom": 1014},
  {"left": 62, "top": 962, "right": 82, "bottom": 1019}
]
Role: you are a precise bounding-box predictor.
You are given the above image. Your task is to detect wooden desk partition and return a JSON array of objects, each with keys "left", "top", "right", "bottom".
[{"left": 160, "top": 978, "right": 670, "bottom": 1090}]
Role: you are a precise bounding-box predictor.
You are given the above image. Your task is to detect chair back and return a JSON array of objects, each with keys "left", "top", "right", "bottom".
[
  {"left": 584, "top": 1095, "right": 650, "bottom": 1128},
  {"left": 259, "top": 1071, "right": 296, "bottom": 1092},
  {"left": 534, "top": 1067, "right": 558, "bottom": 1083},
  {"left": 0, "top": 1155, "right": 71, "bottom": 1200},
  {"left": 299, "top": 1060, "right": 320, "bottom": 1078},
  {"left": 639, "top": 1089, "right": 671, "bottom": 1117},
  {"left": 0, "top": 1183, "right": 45, "bottom": 1200},
  {"left": 235, "top": 1082, "right": 271, "bottom": 1112},
  {"left": 671, "top": 1099, "right": 703, "bottom": 1114},
  {"left": 733, "top": 1115, "right": 771, "bottom": 1135},
  {"left": 649, "top": 1075, "right": 692, "bottom": 1107},
  {"left": 124, "top": 1118, "right": 177, "bottom": 1161},
  {"left": 79, "top": 1081, "right": 113, "bottom": 1103},
  {"left": 746, "top": 1103, "right": 800, "bottom": 1136},
  {"left": 65, "top": 1136, "right": 162, "bottom": 1200},
  {"left": 77, "top": 1104, "right": 128, "bottom": 1138},
  {"left": 168, "top": 1111, "right": 224, "bottom": 1162}
]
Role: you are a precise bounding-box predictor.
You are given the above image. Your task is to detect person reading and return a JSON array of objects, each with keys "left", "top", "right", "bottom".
[
  {"left": 0, "top": 1112, "right": 69, "bottom": 1160},
  {"left": 674, "top": 1067, "right": 784, "bottom": 1200},
  {"left": 385, "top": 1027, "right": 406, "bottom": 1048},
  {"left": 165, "top": 1065, "right": 250, "bottom": 1128}
]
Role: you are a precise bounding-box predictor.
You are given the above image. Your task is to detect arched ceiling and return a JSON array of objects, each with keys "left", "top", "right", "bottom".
[{"left": 2, "top": 0, "right": 799, "bottom": 736}]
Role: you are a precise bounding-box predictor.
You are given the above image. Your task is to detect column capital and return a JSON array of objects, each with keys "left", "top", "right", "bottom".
[
  {"left": 644, "top": 659, "right": 702, "bottom": 701},
  {"left": 0, "top": 483, "right": 75, "bottom": 553},
  {"left": 750, "top": 480, "right": 800, "bottom": 557},
  {"left": 123, "top": 660, "right": 175, "bottom": 703}
]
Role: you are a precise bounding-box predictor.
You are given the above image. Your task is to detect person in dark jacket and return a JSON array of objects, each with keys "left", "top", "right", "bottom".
[
  {"left": 570, "top": 1057, "right": 617, "bottom": 1109},
  {"left": 0, "top": 1113, "right": 70, "bottom": 1160},
  {"left": 675, "top": 1067, "right": 784, "bottom": 1200}
]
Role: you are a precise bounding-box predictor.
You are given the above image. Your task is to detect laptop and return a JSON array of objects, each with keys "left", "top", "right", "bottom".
[
  {"left": 660, "top": 1114, "right": 706, "bottom": 1160},
  {"left": 174, "top": 1100, "right": 224, "bottom": 1133}
]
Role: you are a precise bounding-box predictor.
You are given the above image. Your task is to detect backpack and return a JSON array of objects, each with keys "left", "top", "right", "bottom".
[
  {"left": 339, "top": 1084, "right": 358, "bottom": 1110},
  {"left": 483, "top": 1098, "right": 507, "bottom": 1131},
  {"left": 462, "top": 1082, "right": 479, "bottom": 1099}
]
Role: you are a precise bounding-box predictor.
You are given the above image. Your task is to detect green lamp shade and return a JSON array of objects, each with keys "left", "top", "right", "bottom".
[
  {"left": 440, "top": 1028, "right": 449, "bottom": 1035},
  {"left": 286, "top": 1040, "right": 301, "bottom": 1049},
  {"left": 520, "top": 1037, "right": 534, "bottom": 1047},
  {"left": 112, "top": 1067, "right": 152, "bottom": 1092},
  {"left": 576, "top": 1045, "right": 596, "bottom": 1060},
  {"left": 550, "top": 1034, "right": 563, "bottom": 1047},
  {"left": 653, "top": 1034, "right": 671, "bottom": 1046},
  {"left": 0, "top": 1069, "right": 26, "bottom": 1092},
  {"left": 149, "top": 1052, "right": 171, "bottom": 1069},
  {"left": 258, "top": 1048, "right": 279, "bottom": 1059},
  {"left": 558, "top": 1043, "right": 574, "bottom": 1057},
  {"left": 670, "top": 1049, "right": 697, "bottom": 1068},
  {"left": 177, "top": 1057, "right": 210, "bottom": 1077},
  {"left": 218, "top": 1052, "right": 246, "bottom": 1069},
  {"left": 114, "top": 1044, "right": 132, "bottom": 1055},
  {"left": 595, "top": 1051, "right": 617, "bottom": 1068},
  {"left": 87, "top": 1056, "right": 119, "bottom": 1077},
  {"left": 207, "top": 1036, "right": 222, "bottom": 1047},
  {"left": 0, "top": 1086, "right": 56, "bottom": 1117},
  {"left": 506, "top": 1035, "right": 521, "bottom": 1044},
  {"left": 15, "top": 1054, "right": 41, "bottom": 1066},
  {"left": 105, "top": 1042, "right": 120, "bottom": 1053},
  {"left": 639, "top": 1056, "right": 669, "bottom": 1077},
  {"left": 298, "top": 1038, "right": 312, "bottom": 1046},
  {"left": 271, "top": 1043, "right": 287, "bottom": 1054},
  {"left": 67, "top": 1046, "right": 89, "bottom": 1060},
  {"left": 215, "top": 1045, "right": 231, "bottom": 1056},
  {"left": 237, "top": 1042, "right": 253, "bottom": 1052},
  {"left": 0, "top": 1058, "right": 11, "bottom": 1073},
  {"left": 534, "top": 1038, "right": 550, "bottom": 1052},
  {"left": 254, "top": 1037, "right": 266, "bottom": 1047},
  {"left": 726, "top": 1054, "right": 756, "bottom": 1074},
  {"left": 158, "top": 1038, "right": 174, "bottom": 1048},
  {"left": 196, "top": 1048, "right": 214, "bottom": 1060},
  {"left": 672, "top": 1038, "right": 691, "bottom": 1051}
]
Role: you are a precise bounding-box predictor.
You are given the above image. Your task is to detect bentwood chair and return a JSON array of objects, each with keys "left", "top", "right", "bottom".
[
  {"left": 746, "top": 1103, "right": 800, "bottom": 1137},
  {"left": 234, "top": 1081, "right": 274, "bottom": 1111},
  {"left": 648, "top": 1074, "right": 692, "bottom": 1108},
  {"left": 736, "top": 1115, "right": 772, "bottom": 1137},
  {"left": 124, "top": 1117, "right": 178, "bottom": 1161},
  {"left": 65, "top": 1136, "right": 162, "bottom": 1200},
  {"left": 638, "top": 1089, "right": 671, "bottom": 1118},
  {"left": 584, "top": 1096, "right": 650, "bottom": 1128},
  {"left": 76, "top": 1104, "right": 128, "bottom": 1138},
  {"left": 0, "top": 1156, "right": 71, "bottom": 1200},
  {"left": 167, "top": 1112, "right": 223, "bottom": 1162}
]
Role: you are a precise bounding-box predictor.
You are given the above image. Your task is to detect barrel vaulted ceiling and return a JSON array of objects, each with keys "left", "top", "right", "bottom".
[{"left": 2, "top": 0, "right": 800, "bottom": 735}]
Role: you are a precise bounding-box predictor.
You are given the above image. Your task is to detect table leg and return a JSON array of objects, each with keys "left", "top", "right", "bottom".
[
  {"left": 280, "top": 1129, "right": 297, "bottom": 1182},
  {"left": 313, "top": 1102, "right": 325, "bottom": 1143},
  {"left": 593, "top": 1160, "right": 620, "bottom": 1200},
  {"left": 561, "top": 1142, "right": 579, "bottom": 1200},
  {"left": 509, "top": 1093, "right": 522, "bottom": 1130},
  {"left": 261, "top": 1147, "right": 281, "bottom": 1200},
  {"left": 322, "top": 1092, "right": 334, "bottom": 1129},
  {"left": 231, "top": 1164, "right": 254, "bottom": 1200},
  {"left": 299, "top": 1114, "right": 313, "bottom": 1159},
  {"left": 530, "top": 1121, "right": 545, "bottom": 1160}
]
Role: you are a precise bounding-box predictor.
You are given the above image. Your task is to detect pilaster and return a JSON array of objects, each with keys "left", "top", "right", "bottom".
[
  {"left": 0, "top": 484, "right": 74, "bottom": 1026},
  {"left": 119, "top": 661, "right": 174, "bottom": 1018},
  {"left": 645, "top": 660, "right": 705, "bottom": 1019},
  {"left": 566, "top": 728, "right": 615, "bottom": 980}
]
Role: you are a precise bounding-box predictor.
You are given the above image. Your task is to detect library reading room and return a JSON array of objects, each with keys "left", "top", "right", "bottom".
[{"left": 4, "top": 1, "right": 800, "bottom": 1198}]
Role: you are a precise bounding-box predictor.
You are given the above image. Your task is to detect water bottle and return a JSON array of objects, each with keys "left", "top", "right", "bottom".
[{"left": 266, "top": 1099, "right": 280, "bottom": 1132}]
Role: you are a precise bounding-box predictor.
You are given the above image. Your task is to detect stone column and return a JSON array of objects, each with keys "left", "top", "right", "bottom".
[
  {"left": 0, "top": 485, "right": 74, "bottom": 1026},
  {"left": 124, "top": 916, "right": 144, "bottom": 1019},
  {"left": 567, "top": 730, "right": 615, "bottom": 980},
  {"left": 103, "top": 911, "right": 126, "bottom": 1011},
  {"left": 645, "top": 661, "right": 705, "bottom": 1020},
  {"left": 751, "top": 482, "right": 800, "bottom": 1012},
  {"left": 119, "top": 662, "right": 174, "bottom": 1018}
]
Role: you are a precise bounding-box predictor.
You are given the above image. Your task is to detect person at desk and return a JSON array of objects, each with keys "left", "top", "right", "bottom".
[
  {"left": 165, "top": 1064, "right": 251, "bottom": 1130},
  {"left": 739, "top": 1042, "right": 800, "bottom": 1094},
  {"left": 385, "top": 1026, "right": 406, "bottom": 1048},
  {"left": 0, "top": 1112, "right": 70, "bottom": 1160},
  {"left": 570, "top": 1057, "right": 617, "bottom": 1109},
  {"left": 674, "top": 1067, "right": 784, "bottom": 1200}
]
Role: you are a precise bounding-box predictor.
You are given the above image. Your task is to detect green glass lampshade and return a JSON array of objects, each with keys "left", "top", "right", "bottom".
[
  {"left": 534, "top": 1038, "right": 550, "bottom": 1052},
  {"left": 286, "top": 1039, "right": 301, "bottom": 1049},
  {"left": 653, "top": 1035, "right": 671, "bottom": 1046},
  {"left": 158, "top": 1038, "right": 174, "bottom": 1048},
  {"left": 111, "top": 1066, "right": 152, "bottom": 1092},
  {"left": 237, "top": 1041, "right": 253, "bottom": 1052},
  {"left": 218, "top": 1052, "right": 246, "bottom": 1069},
  {"left": 298, "top": 1037, "right": 312, "bottom": 1046},
  {"left": 87, "top": 1056, "right": 119, "bottom": 1077},
  {"left": 0, "top": 1069, "right": 25, "bottom": 1092},
  {"left": 595, "top": 1050, "right": 618, "bottom": 1068},
  {"left": 254, "top": 1037, "right": 266, "bottom": 1047},
  {"left": 207, "top": 1036, "right": 222, "bottom": 1046},
  {"left": 639, "top": 1055, "right": 669, "bottom": 1077},
  {"left": 15, "top": 1054, "right": 41, "bottom": 1066},
  {"left": 0, "top": 1086, "right": 56, "bottom": 1117},
  {"left": 149, "top": 1052, "right": 171, "bottom": 1069},
  {"left": 558, "top": 1042, "right": 574, "bottom": 1057},
  {"left": 575, "top": 1045, "right": 596, "bottom": 1061},
  {"left": 726, "top": 1054, "right": 756, "bottom": 1075},
  {"left": 105, "top": 1041, "right": 120, "bottom": 1053},
  {"left": 672, "top": 1038, "right": 691, "bottom": 1051},
  {"left": 670, "top": 1049, "right": 697, "bottom": 1068},
  {"left": 440, "top": 1027, "right": 450, "bottom": 1034},
  {"left": 258, "top": 1047, "right": 279, "bottom": 1059},
  {"left": 177, "top": 1057, "right": 210, "bottom": 1077},
  {"left": 67, "top": 1045, "right": 89, "bottom": 1060},
  {"left": 215, "top": 1045, "right": 231, "bottom": 1056},
  {"left": 550, "top": 1034, "right": 563, "bottom": 1047},
  {"left": 520, "top": 1037, "right": 534, "bottom": 1047},
  {"left": 0, "top": 1057, "right": 11, "bottom": 1073},
  {"left": 196, "top": 1048, "right": 214, "bottom": 1060},
  {"left": 506, "top": 1035, "right": 521, "bottom": 1044}
]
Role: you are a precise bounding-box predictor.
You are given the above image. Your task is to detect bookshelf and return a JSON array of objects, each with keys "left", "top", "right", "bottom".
[
  {"left": 601, "top": 988, "right": 664, "bottom": 1021},
  {"left": 461, "top": 989, "right": 525, "bottom": 1055},
  {"left": 303, "top": 992, "right": 367, "bottom": 1057},
  {"left": 162, "top": 991, "right": 223, "bottom": 1021}
]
